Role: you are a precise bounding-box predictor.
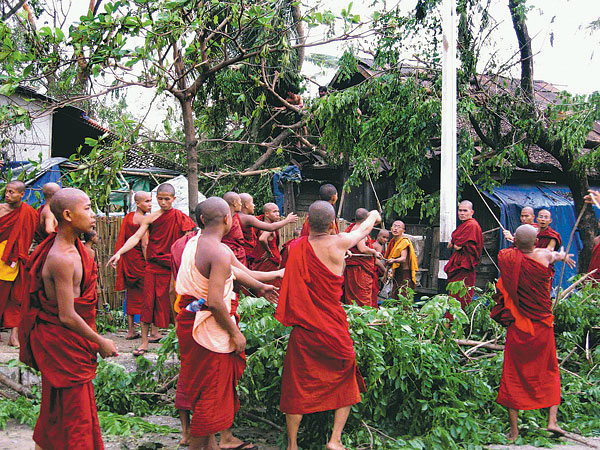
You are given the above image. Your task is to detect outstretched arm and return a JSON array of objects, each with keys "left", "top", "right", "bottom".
[
  {"left": 339, "top": 211, "right": 381, "bottom": 251},
  {"left": 241, "top": 213, "right": 298, "bottom": 231},
  {"left": 231, "top": 253, "right": 283, "bottom": 283},
  {"left": 551, "top": 246, "right": 576, "bottom": 269},
  {"left": 107, "top": 221, "right": 150, "bottom": 267}
]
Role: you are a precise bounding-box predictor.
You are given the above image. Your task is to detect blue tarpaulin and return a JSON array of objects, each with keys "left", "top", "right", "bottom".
[
  {"left": 483, "top": 183, "right": 597, "bottom": 293},
  {"left": 273, "top": 165, "right": 301, "bottom": 214}
]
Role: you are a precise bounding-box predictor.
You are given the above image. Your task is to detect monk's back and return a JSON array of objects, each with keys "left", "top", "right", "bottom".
[
  {"left": 308, "top": 233, "right": 346, "bottom": 276},
  {"left": 194, "top": 236, "right": 232, "bottom": 279}
]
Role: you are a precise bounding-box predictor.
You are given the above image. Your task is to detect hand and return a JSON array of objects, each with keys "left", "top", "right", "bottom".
[
  {"left": 345, "top": 250, "right": 352, "bottom": 259},
  {"left": 584, "top": 190, "right": 600, "bottom": 208},
  {"left": 256, "top": 283, "right": 278, "bottom": 303},
  {"left": 558, "top": 247, "right": 576, "bottom": 269},
  {"left": 273, "top": 269, "right": 285, "bottom": 279},
  {"left": 447, "top": 241, "right": 453, "bottom": 249},
  {"left": 453, "top": 244, "right": 462, "bottom": 251},
  {"left": 375, "top": 251, "right": 383, "bottom": 259},
  {"left": 369, "top": 210, "right": 382, "bottom": 225},
  {"left": 99, "top": 338, "right": 119, "bottom": 358},
  {"left": 503, "top": 230, "right": 514, "bottom": 243},
  {"left": 285, "top": 213, "right": 298, "bottom": 224},
  {"left": 107, "top": 253, "right": 120, "bottom": 269},
  {"left": 232, "top": 331, "right": 246, "bottom": 354}
]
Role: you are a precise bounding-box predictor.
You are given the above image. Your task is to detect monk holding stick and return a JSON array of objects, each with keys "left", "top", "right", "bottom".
[
  {"left": 491, "top": 224, "right": 575, "bottom": 441},
  {"left": 20, "top": 188, "right": 118, "bottom": 449},
  {"left": 503, "top": 206, "right": 536, "bottom": 243},
  {"left": 276, "top": 201, "right": 381, "bottom": 450}
]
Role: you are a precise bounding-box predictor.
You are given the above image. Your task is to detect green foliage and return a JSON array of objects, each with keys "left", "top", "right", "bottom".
[{"left": 98, "top": 411, "right": 177, "bottom": 436}]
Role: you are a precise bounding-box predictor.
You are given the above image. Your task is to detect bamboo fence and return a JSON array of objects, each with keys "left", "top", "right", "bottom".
[{"left": 95, "top": 216, "right": 125, "bottom": 310}]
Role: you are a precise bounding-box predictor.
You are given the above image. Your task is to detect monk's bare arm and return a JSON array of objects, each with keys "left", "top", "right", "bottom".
[
  {"left": 230, "top": 253, "right": 283, "bottom": 283},
  {"left": 356, "top": 237, "right": 377, "bottom": 256},
  {"left": 41, "top": 209, "right": 57, "bottom": 234},
  {"left": 207, "top": 251, "right": 246, "bottom": 354},
  {"left": 546, "top": 239, "right": 557, "bottom": 251},
  {"left": 339, "top": 210, "right": 381, "bottom": 250},
  {"left": 141, "top": 231, "right": 149, "bottom": 259},
  {"left": 550, "top": 247, "right": 576, "bottom": 268},
  {"left": 258, "top": 231, "right": 274, "bottom": 257},
  {"left": 107, "top": 217, "right": 153, "bottom": 267},
  {"left": 242, "top": 213, "right": 298, "bottom": 231},
  {"left": 390, "top": 248, "right": 408, "bottom": 264},
  {"left": 46, "top": 255, "right": 118, "bottom": 358}
]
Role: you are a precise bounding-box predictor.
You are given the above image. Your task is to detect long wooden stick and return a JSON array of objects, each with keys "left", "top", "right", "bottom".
[
  {"left": 455, "top": 339, "right": 504, "bottom": 351},
  {"left": 556, "top": 204, "right": 587, "bottom": 295}
]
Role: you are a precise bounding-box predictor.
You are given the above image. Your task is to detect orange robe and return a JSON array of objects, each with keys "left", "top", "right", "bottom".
[
  {"left": 444, "top": 218, "right": 483, "bottom": 307},
  {"left": 114, "top": 212, "right": 146, "bottom": 315},
  {"left": 343, "top": 223, "right": 376, "bottom": 307},
  {"left": 222, "top": 213, "right": 247, "bottom": 266},
  {"left": 20, "top": 236, "right": 104, "bottom": 450},
  {"left": 276, "top": 236, "right": 365, "bottom": 414},
  {"left": 0, "top": 202, "right": 37, "bottom": 328},
  {"left": 142, "top": 208, "right": 195, "bottom": 327},
  {"left": 491, "top": 247, "right": 560, "bottom": 410}
]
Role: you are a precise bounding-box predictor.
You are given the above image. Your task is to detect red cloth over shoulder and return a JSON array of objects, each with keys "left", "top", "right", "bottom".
[
  {"left": 536, "top": 226, "right": 561, "bottom": 250},
  {"left": 115, "top": 212, "right": 146, "bottom": 291},
  {"left": 0, "top": 202, "right": 38, "bottom": 266},
  {"left": 343, "top": 223, "right": 375, "bottom": 307},
  {"left": 147, "top": 208, "right": 195, "bottom": 273},
  {"left": 240, "top": 215, "right": 257, "bottom": 258},
  {"left": 19, "top": 235, "right": 100, "bottom": 386},
  {"left": 444, "top": 218, "right": 483, "bottom": 277},
  {"left": 222, "top": 213, "right": 246, "bottom": 265},
  {"left": 250, "top": 229, "right": 280, "bottom": 269}
]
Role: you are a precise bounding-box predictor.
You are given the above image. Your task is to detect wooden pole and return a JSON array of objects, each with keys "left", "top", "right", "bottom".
[{"left": 438, "top": 0, "right": 457, "bottom": 290}]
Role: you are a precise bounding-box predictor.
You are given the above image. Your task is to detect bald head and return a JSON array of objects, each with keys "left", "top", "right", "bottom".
[
  {"left": 308, "top": 200, "right": 335, "bottom": 233},
  {"left": 319, "top": 184, "right": 338, "bottom": 204},
  {"left": 50, "top": 188, "right": 91, "bottom": 225},
  {"left": 264, "top": 202, "right": 278, "bottom": 214},
  {"left": 134, "top": 191, "right": 150, "bottom": 202},
  {"left": 537, "top": 208, "right": 552, "bottom": 230},
  {"left": 390, "top": 220, "right": 405, "bottom": 237},
  {"left": 7, "top": 180, "right": 25, "bottom": 193},
  {"left": 514, "top": 224, "right": 538, "bottom": 250},
  {"left": 458, "top": 200, "right": 474, "bottom": 221},
  {"left": 42, "top": 182, "right": 60, "bottom": 200},
  {"left": 197, "top": 197, "right": 230, "bottom": 226},
  {"left": 377, "top": 229, "right": 390, "bottom": 239},
  {"left": 520, "top": 206, "right": 535, "bottom": 225},
  {"left": 239, "top": 193, "right": 252, "bottom": 205},
  {"left": 156, "top": 183, "right": 175, "bottom": 196},
  {"left": 354, "top": 208, "right": 369, "bottom": 223}
]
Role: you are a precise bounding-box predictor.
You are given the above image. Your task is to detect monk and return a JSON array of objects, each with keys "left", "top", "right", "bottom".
[
  {"left": 372, "top": 229, "right": 389, "bottom": 255},
  {"left": 19, "top": 187, "right": 118, "bottom": 450},
  {"left": 444, "top": 200, "right": 483, "bottom": 308},
  {"left": 491, "top": 224, "right": 575, "bottom": 441},
  {"left": 503, "top": 206, "right": 536, "bottom": 243},
  {"left": 536, "top": 209, "right": 561, "bottom": 251},
  {"left": 300, "top": 184, "right": 339, "bottom": 236},
  {"left": 114, "top": 191, "right": 152, "bottom": 339},
  {"left": 34, "top": 182, "right": 60, "bottom": 243},
  {"left": 276, "top": 201, "right": 381, "bottom": 450},
  {"left": 384, "top": 220, "right": 418, "bottom": 300},
  {"left": 250, "top": 203, "right": 284, "bottom": 281},
  {"left": 343, "top": 208, "right": 382, "bottom": 307},
  {"left": 0, "top": 180, "right": 38, "bottom": 346},
  {"left": 224, "top": 192, "right": 297, "bottom": 266},
  {"left": 107, "top": 183, "right": 196, "bottom": 356},
  {"left": 176, "top": 197, "right": 278, "bottom": 450}
]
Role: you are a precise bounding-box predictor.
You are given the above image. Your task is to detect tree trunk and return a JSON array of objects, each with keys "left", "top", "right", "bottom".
[
  {"left": 508, "top": 0, "right": 534, "bottom": 101},
  {"left": 179, "top": 97, "right": 199, "bottom": 217},
  {"left": 290, "top": 2, "right": 306, "bottom": 69}
]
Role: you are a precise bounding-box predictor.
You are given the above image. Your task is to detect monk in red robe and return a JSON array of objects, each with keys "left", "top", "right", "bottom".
[
  {"left": 108, "top": 183, "right": 195, "bottom": 356},
  {"left": 34, "top": 182, "right": 60, "bottom": 244},
  {"left": 176, "top": 197, "right": 278, "bottom": 450},
  {"left": 20, "top": 188, "right": 118, "bottom": 450},
  {"left": 114, "top": 191, "right": 152, "bottom": 339},
  {"left": 503, "top": 206, "right": 537, "bottom": 243},
  {"left": 280, "top": 230, "right": 300, "bottom": 269},
  {"left": 343, "top": 208, "right": 382, "bottom": 307},
  {"left": 0, "top": 180, "right": 38, "bottom": 346},
  {"left": 300, "top": 183, "right": 339, "bottom": 236},
  {"left": 225, "top": 192, "right": 297, "bottom": 267},
  {"left": 384, "top": 220, "right": 418, "bottom": 300},
  {"left": 491, "top": 224, "right": 574, "bottom": 441},
  {"left": 444, "top": 200, "right": 483, "bottom": 308},
  {"left": 276, "top": 201, "right": 381, "bottom": 450},
  {"left": 250, "top": 203, "right": 283, "bottom": 283},
  {"left": 535, "top": 209, "right": 561, "bottom": 251}
]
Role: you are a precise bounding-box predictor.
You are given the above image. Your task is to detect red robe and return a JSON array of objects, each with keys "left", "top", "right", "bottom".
[
  {"left": 279, "top": 237, "right": 298, "bottom": 269},
  {"left": 300, "top": 215, "right": 339, "bottom": 236},
  {"left": 142, "top": 208, "right": 195, "bottom": 327},
  {"left": 588, "top": 240, "right": 600, "bottom": 282},
  {"left": 114, "top": 212, "right": 146, "bottom": 315},
  {"left": 250, "top": 229, "right": 281, "bottom": 289},
  {"left": 444, "top": 218, "right": 483, "bottom": 307},
  {"left": 19, "top": 235, "right": 104, "bottom": 450},
  {"left": 170, "top": 232, "right": 197, "bottom": 412},
  {"left": 34, "top": 203, "right": 50, "bottom": 243},
  {"left": 536, "top": 226, "right": 561, "bottom": 250},
  {"left": 176, "top": 307, "right": 246, "bottom": 436},
  {"left": 491, "top": 247, "right": 560, "bottom": 410},
  {"left": 240, "top": 214, "right": 259, "bottom": 266},
  {"left": 222, "top": 213, "right": 247, "bottom": 266},
  {"left": 0, "top": 202, "right": 38, "bottom": 327},
  {"left": 275, "top": 236, "right": 365, "bottom": 414},
  {"left": 343, "top": 223, "right": 376, "bottom": 307}
]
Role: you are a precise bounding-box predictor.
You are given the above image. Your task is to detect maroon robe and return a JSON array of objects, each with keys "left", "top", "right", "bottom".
[
  {"left": 276, "top": 236, "right": 365, "bottom": 414},
  {"left": 240, "top": 214, "right": 259, "bottom": 266},
  {"left": 0, "top": 202, "right": 38, "bottom": 327},
  {"left": 19, "top": 235, "right": 104, "bottom": 450},
  {"left": 588, "top": 240, "right": 600, "bottom": 282},
  {"left": 222, "top": 213, "right": 247, "bottom": 266},
  {"left": 444, "top": 218, "right": 483, "bottom": 307},
  {"left": 142, "top": 208, "right": 195, "bottom": 327},
  {"left": 491, "top": 247, "right": 560, "bottom": 410},
  {"left": 343, "top": 223, "right": 376, "bottom": 307},
  {"left": 114, "top": 212, "right": 146, "bottom": 315}
]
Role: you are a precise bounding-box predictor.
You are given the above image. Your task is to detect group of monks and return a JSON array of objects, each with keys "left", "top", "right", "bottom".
[{"left": 2, "top": 174, "right": 600, "bottom": 449}]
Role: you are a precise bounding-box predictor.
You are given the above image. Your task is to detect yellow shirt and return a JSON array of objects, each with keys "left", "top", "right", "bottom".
[{"left": 0, "top": 240, "right": 19, "bottom": 282}]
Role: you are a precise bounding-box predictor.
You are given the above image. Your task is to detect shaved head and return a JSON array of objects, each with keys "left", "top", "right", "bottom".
[
  {"left": 459, "top": 200, "right": 473, "bottom": 210},
  {"left": 308, "top": 200, "right": 335, "bottom": 233},
  {"left": 134, "top": 191, "right": 150, "bottom": 202},
  {"left": 319, "top": 184, "right": 338, "bottom": 202},
  {"left": 458, "top": 200, "right": 475, "bottom": 221},
  {"left": 239, "top": 193, "right": 252, "bottom": 205},
  {"left": 223, "top": 192, "right": 240, "bottom": 206},
  {"left": 264, "top": 202, "right": 278, "bottom": 214},
  {"left": 50, "top": 188, "right": 90, "bottom": 224},
  {"left": 538, "top": 209, "right": 551, "bottom": 218},
  {"left": 42, "top": 182, "right": 60, "bottom": 199},
  {"left": 198, "top": 197, "right": 230, "bottom": 226},
  {"left": 7, "top": 180, "right": 25, "bottom": 193},
  {"left": 514, "top": 224, "right": 538, "bottom": 250},
  {"left": 520, "top": 206, "right": 535, "bottom": 225},
  {"left": 156, "top": 183, "right": 175, "bottom": 196},
  {"left": 377, "top": 229, "right": 390, "bottom": 239},
  {"left": 522, "top": 206, "right": 534, "bottom": 215},
  {"left": 354, "top": 208, "right": 369, "bottom": 223}
]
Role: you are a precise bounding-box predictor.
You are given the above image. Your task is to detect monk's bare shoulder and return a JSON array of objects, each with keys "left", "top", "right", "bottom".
[
  {"left": 0, "top": 203, "right": 10, "bottom": 218},
  {"left": 143, "top": 209, "right": 164, "bottom": 225},
  {"left": 530, "top": 248, "right": 552, "bottom": 267}
]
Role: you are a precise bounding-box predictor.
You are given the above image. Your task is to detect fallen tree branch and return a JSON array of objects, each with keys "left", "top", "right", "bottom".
[
  {"left": 0, "top": 372, "right": 35, "bottom": 399},
  {"left": 455, "top": 339, "right": 505, "bottom": 351},
  {"left": 240, "top": 411, "right": 284, "bottom": 433}
]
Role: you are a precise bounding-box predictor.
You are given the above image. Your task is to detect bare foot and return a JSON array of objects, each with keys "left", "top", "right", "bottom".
[
  {"left": 325, "top": 443, "right": 348, "bottom": 450},
  {"left": 547, "top": 425, "right": 566, "bottom": 437},
  {"left": 8, "top": 337, "right": 19, "bottom": 347},
  {"left": 179, "top": 436, "right": 190, "bottom": 446},
  {"left": 506, "top": 431, "right": 518, "bottom": 442}
]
